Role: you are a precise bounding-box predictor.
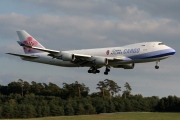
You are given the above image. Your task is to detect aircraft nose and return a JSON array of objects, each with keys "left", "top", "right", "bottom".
[{"left": 170, "top": 48, "right": 176, "bottom": 55}]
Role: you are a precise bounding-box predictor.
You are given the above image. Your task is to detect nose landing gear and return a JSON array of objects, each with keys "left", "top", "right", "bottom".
[
  {"left": 155, "top": 61, "right": 160, "bottom": 69},
  {"left": 155, "top": 65, "right": 159, "bottom": 69}
]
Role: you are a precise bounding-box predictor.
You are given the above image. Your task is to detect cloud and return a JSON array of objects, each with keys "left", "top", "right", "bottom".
[
  {"left": 1, "top": 12, "right": 180, "bottom": 50},
  {"left": 22, "top": 0, "right": 180, "bottom": 22},
  {"left": 0, "top": 44, "right": 22, "bottom": 58},
  {"left": 16, "top": 0, "right": 150, "bottom": 22}
]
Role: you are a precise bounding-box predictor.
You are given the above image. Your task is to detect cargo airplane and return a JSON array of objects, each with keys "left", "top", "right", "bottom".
[{"left": 7, "top": 30, "right": 176, "bottom": 75}]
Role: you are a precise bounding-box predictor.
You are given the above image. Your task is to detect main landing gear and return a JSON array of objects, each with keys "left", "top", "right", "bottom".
[
  {"left": 104, "top": 66, "right": 110, "bottom": 75},
  {"left": 88, "top": 66, "right": 100, "bottom": 74},
  {"left": 87, "top": 66, "right": 111, "bottom": 75},
  {"left": 155, "top": 61, "right": 160, "bottom": 69}
]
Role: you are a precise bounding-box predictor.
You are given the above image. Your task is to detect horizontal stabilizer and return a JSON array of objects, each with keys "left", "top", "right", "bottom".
[{"left": 6, "top": 53, "right": 39, "bottom": 58}]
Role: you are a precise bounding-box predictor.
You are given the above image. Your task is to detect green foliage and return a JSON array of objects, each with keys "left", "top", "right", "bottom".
[
  {"left": 96, "top": 79, "right": 121, "bottom": 99},
  {"left": 84, "top": 103, "right": 96, "bottom": 114},
  {"left": 64, "top": 103, "right": 74, "bottom": 116},
  {"left": 122, "top": 82, "right": 132, "bottom": 99},
  {"left": 0, "top": 79, "right": 179, "bottom": 118}
]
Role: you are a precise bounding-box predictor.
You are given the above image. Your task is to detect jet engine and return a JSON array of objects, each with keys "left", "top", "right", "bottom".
[
  {"left": 59, "top": 52, "right": 75, "bottom": 61},
  {"left": 92, "top": 57, "right": 108, "bottom": 65},
  {"left": 113, "top": 63, "right": 135, "bottom": 69}
]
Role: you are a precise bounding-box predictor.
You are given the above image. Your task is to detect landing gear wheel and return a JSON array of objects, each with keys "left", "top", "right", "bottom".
[
  {"left": 155, "top": 61, "right": 160, "bottom": 69},
  {"left": 88, "top": 70, "right": 92, "bottom": 73},
  {"left": 155, "top": 66, "right": 159, "bottom": 69},
  {"left": 92, "top": 70, "right": 97, "bottom": 74},
  {"left": 104, "top": 66, "right": 110, "bottom": 75},
  {"left": 88, "top": 66, "right": 100, "bottom": 74},
  {"left": 104, "top": 72, "right": 108, "bottom": 75},
  {"left": 106, "top": 69, "right": 110, "bottom": 72}
]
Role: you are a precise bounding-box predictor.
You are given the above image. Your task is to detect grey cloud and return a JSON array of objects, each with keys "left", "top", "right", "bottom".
[
  {"left": 20, "top": 0, "right": 149, "bottom": 21},
  {"left": 23, "top": 0, "right": 180, "bottom": 21},
  {"left": 0, "top": 73, "right": 20, "bottom": 85},
  {"left": 0, "top": 45, "right": 22, "bottom": 58},
  {"left": 1, "top": 13, "right": 180, "bottom": 49},
  {"left": 114, "top": 0, "right": 180, "bottom": 21}
]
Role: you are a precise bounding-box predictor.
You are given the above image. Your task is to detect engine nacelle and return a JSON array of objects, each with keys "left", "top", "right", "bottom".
[
  {"left": 93, "top": 57, "right": 108, "bottom": 65},
  {"left": 59, "top": 52, "right": 75, "bottom": 61},
  {"left": 113, "top": 63, "right": 135, "bottom": 69}
]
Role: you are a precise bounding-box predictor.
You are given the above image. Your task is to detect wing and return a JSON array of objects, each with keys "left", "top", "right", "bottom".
[
  {"left": 19, "top": 41, "right": 92, "bottom": 58},
  {"left": 6, "top": 53, "right": 39, "bottom": 59}
]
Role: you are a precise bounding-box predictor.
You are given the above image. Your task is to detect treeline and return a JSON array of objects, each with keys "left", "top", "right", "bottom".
[{"left": 0, "top": 79, "right": 179, "bottom": 118}]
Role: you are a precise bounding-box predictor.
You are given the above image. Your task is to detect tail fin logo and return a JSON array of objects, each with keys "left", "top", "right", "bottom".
[
  {"left": 23, "top": 36, "right": 38, "bottom": 53},
  {"left": 106, "top": 50, "right": 110, "bottom": 55}
]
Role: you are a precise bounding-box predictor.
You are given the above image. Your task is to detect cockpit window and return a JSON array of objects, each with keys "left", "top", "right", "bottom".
[{"left": 158, "top": 43, "right": 164, "bottom": 45}]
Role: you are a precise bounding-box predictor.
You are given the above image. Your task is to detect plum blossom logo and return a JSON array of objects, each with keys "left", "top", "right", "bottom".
[
  {"left": 106, "top": 50, "right": 110, "bottom": 55},
  {"left": 23, "top": 36, "right": 38, "bottom": 53}
]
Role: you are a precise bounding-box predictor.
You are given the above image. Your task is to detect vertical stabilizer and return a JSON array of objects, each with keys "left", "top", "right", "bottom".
[{"left": 16, "top": 30, "right": 45, "bottom": 54}]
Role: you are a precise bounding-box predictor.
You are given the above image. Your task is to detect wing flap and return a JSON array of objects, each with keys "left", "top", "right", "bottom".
[
  {"left": 74, "top": 53, "right": 92, "bottom": 58},
  {"left": 107, "top": 56, "right": 131, "bottom": 61}
]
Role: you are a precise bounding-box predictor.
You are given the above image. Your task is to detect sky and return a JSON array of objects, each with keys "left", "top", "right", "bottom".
[{"left": 0, "top": 0, "right": 180, "bottom": 98}]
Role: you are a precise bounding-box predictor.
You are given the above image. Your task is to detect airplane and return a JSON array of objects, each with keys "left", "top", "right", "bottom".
[{"left": 7, "top": 30, "right": 176, "bottom": 75}]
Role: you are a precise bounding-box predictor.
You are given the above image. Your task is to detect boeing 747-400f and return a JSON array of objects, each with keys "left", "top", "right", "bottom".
[{"left": 7, "top": 30, "right": 176, "bottom": 75}]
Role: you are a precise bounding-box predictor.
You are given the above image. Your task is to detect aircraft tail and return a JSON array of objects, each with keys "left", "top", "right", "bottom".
[{"left": 16, "top": 30, "right": 45, "bottom": 54}]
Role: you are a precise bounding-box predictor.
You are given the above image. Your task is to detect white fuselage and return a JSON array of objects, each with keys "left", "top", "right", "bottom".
[{"left": 21, "top": 42, "right": 175, "bottom": 67}]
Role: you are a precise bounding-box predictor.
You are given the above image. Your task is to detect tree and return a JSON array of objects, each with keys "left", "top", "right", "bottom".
[
  {"left": 2, "top": 103, "right": 14, "bottom": 118},
  {"left": 26, "top": 105, "right": 36, "bottom": 118},
  {"left": 124, "top": 99, "right": 133, "bottom": 112},
  {"left": 84, "top": 104, "right": 96, "bottom": 115},
  {"left": 104, "top": 79, "right": 121, "bottom": 99},
  {"left": 50, "top": 104, "right": 64, "bottom": 116},
  {"left": 30, "top": 81, "right": 44, "bottom": 95},
  {"left": 18, "top": 79, "right": 24, "bottom": 97},
  {"left": 97, "top": 79, "right": 121, "bottom": 99},
  {"left": 123, "top": 82, "right": 132, "bottom": 99},
  {"left": 7, "top": 82, "right": 22, "bottom": 95},
  {"left": 64, "top": 103, "right": 74, "bottom": 115},
  {"left": 75, "top": 103, "right": 84, "bottom": 115},
  {"left": 91, "top": 97, "right": 106, "bottom": 113},
  {"left": 18, "top": 104, "right": 27, "bottom": 118},
  {"left": 62, "top": 81, "right": 89, "bottom": 99},
  {"left": 96, "top": 81, "right": 108, "bottom": 98},
  {"left": 23, "top": 81, "right": 31, "bottom": 95},
  {"left": 41, "top": 105, "right": 50, "bottom": 117},
  {"left": 43, "top": 82, "right": 61, "bottom": 96},
  {"left": 106, "top": 99, "right": 115, "bottom": 113}
]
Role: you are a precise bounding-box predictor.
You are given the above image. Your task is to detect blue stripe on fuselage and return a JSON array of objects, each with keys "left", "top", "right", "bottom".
[{"left": 129, "top": 49, "right": 176, "bottom": 59}]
